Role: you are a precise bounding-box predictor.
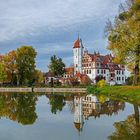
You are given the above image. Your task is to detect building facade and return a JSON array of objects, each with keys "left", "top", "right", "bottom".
[{"left": 73, "top": 38, "right": 126, "bottom": 85}]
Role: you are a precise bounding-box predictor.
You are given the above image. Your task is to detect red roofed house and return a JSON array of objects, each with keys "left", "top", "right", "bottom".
[{"left": 64, "top": 67, "right": 74, "bottom": 78}]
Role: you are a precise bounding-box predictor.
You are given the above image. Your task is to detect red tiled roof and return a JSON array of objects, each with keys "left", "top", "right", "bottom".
[
  {"left": 75, "top": 72, "right": 82, "bottom": 78},
  {"left": 73, "top": 39, "right": 80, "bottom": 48},
  {"left": 65, "top": 67, "right": 74, "bottom": 73}
]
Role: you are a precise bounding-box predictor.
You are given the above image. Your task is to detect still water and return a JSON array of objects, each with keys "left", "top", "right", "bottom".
[{"left": 0, "top": 92, "right": 139, "bottom": 140}]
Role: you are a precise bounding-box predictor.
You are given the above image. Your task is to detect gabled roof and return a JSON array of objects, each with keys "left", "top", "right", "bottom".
[
  {"left": 65, "top": 67, "right": 74, "bottom": 73},
  {"left": 83, "top": 52, "right": 123, "bottom": 70}
]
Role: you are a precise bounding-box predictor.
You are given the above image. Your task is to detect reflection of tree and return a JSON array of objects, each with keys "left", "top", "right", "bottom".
[
  {"left": 49, "top": 94, "right": 66, "bottom": 114},
  {"left": 16, "top": 94, "right": 37, "bottom": 124},
  {"left": 108, "top": 105, "right": 140, "bottom": 140},
  {"left": 0, "top": 93, "right": 37, "bottom": 125}
]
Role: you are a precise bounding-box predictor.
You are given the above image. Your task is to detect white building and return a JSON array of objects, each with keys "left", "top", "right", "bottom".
[
  {"left": 73, "top": 38, "right": 84, "bottom": 75},
  {"left": 73, "top": 37, "right": 126, "bottom": 85}
]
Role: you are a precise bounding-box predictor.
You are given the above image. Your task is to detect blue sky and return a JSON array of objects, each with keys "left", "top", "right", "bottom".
[{"left": 0, "top": 0, "right": 125, "bottom": 72}]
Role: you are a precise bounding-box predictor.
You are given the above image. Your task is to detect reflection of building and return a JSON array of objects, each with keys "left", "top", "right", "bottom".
[
  {"left": 82, "top": 95, "right": 101, "bottom": 119},
  {"left": 73, "top": 94, "right": 125, "bottom": 131},
  {"left": 74, "top": 96, "right": 84, "bottom": 132}
]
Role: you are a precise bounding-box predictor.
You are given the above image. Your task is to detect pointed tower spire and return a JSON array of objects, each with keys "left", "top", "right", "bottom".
[{"left": 78, "top": 31, "right": 80, "bottom": 40}]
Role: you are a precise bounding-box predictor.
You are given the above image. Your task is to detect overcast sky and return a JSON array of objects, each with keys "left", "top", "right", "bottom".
[{"left": 0, "top": 0, "right": 125, "bottom": 72}]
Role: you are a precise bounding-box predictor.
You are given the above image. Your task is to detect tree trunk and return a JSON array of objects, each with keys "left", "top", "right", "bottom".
[
  {"left": 133, "top": 104, "right": 139, "bottom": 127},
  {"left": 133, "top": 46, "right": 140, "bottom": 85}
]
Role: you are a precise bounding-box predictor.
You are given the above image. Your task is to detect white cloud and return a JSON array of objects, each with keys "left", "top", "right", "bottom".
[{"left": 0, "top": 0, "right": 125, "bottom": 43}]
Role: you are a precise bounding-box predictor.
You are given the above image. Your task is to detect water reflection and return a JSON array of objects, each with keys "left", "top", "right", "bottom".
[
  {"left": 0, "top": 93, "right": 37, "bottom": 125},
  {"left": 0, "top": 92, "right": 139, "bottom": 140},
  {"left": 46, "top": 94, "right": 66, "bottom": 114},
  {"left": 73, "top": 95, "right": 125, "bottom": 132},
  {"left": 108, "top": 104, "right": 140, "bottom": 140}
]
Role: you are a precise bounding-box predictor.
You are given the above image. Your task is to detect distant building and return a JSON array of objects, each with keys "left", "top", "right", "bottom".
[
  {"left": 64, "top": 67, "right": 74, "bottom": 78},
  {"left": 73, "top": 37, "right": 126, "bottom": 85},
  {"left": 44, "top": 71, "right": 57, "bottom": 85}
]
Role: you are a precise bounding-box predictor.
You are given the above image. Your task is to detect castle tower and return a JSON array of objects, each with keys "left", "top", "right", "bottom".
[{"left": 73, "top": 36, "right": 84, "bottom": 75}]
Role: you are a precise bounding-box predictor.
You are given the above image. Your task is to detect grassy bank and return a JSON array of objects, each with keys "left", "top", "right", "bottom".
[{"left": 87, "top": 86, "right": 140, "bottom": 105}]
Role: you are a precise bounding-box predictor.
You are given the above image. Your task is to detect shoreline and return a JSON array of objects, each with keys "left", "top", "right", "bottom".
[
  {"left": 96, "top": 86, "right": 140, "bottom": 105},
  {"left": 0, "top": 87, "right": 86, "bottom": 93}
]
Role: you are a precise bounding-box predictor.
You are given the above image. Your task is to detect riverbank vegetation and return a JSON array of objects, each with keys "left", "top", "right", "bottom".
[{"left": 87, "top": 85, "right": 140, "bottom": 105}]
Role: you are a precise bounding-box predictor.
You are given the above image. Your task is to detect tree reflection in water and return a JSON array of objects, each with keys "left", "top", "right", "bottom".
[
  {"left": 0, "top": 92, "right": 139, "bottom": 139},
  {"left": 46, "top": 94, "right": 66, "bottom": 114},
  {"left": 0, "top": 93, "right": 37, "bottom": 125},
  {"left": 108, "top": 104, "right": 140, "bottom": 140}
]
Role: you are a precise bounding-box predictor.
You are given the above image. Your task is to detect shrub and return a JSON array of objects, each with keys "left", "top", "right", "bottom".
[{"left": 97, "top": 79, "right": 106, "bottom": 88}]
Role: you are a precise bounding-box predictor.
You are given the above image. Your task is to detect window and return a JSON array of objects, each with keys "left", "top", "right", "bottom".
[
  {"left": 76, "top": 64, "right": 78, "bottom": 67},
  {"left": 111, "top": 73, "right": 114, "bottom": 77},
  {"left": 122, "top": 71, "right": 124, "bottom": 75},
  {"left": 84, "top": 70, "right": 86, "bottom": 74},
  {"left": 101, "top": 70, "right": 103, "bottom": 74},
  {"left": 96, "top": 63, "right": 100, "bottom": 67},
  {"left": 122, "top": 77, "right": 124, "bottom": 81},
  {"left": 104, "top": 70, "right": 106, "bottom": 74},
  {"left": 97, "top": 69, "right": 99, "bottom": 74},
  {"left": 89, "top": 70, "right": 91, "bottom": 74}
]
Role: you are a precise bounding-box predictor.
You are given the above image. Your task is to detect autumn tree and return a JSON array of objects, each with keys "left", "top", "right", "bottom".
[
  {"left": 16, "top": 46, "right": 37, "bottom": 85},
  {"left": 0, "top": 63, "right": 7, "bottom": 84},
  {"left": 3, "top": 50, "right": 17, "bottom": 85},
  {"left": 105, "top": 0, "right": 140, "bottom": 85},
  {"left": 49, "top": 55, "right": 65, "bottom": 77}
]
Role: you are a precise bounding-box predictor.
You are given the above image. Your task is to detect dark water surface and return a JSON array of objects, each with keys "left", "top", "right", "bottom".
[{"left": 0, "top": 92, "right": 139, "bottom": 140}]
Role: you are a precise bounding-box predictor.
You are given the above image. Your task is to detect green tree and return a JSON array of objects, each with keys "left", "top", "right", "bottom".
[
  {"left": 49, "top": 55, "right": 65, "bottom": 77},
  {"left": 105, "top": 0, "right": 140, "bottom": 85},
  {"left": 16, "top": 46, "right": 37, "bottom": 85},
  {"left": 0, "top": 63, "right": 7, "bottom": 84}
]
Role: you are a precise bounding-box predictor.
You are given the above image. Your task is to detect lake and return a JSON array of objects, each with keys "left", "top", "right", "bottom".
[{"left": 0, "top": 92, "right": 139, "bottom": 140}]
